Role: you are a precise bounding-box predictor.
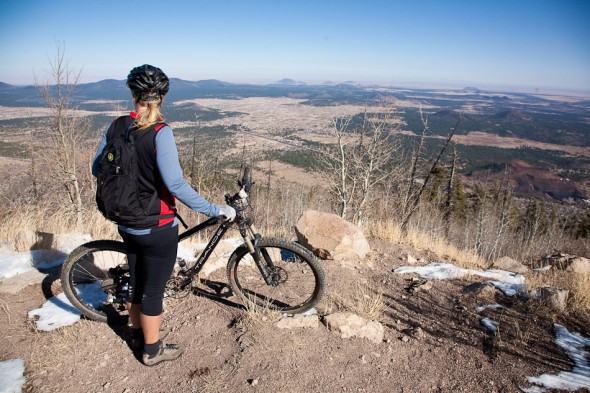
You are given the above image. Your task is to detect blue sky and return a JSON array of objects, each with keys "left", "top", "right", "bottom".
[{"left": 1, "top": 0, "right": 589, "bottom": 92}]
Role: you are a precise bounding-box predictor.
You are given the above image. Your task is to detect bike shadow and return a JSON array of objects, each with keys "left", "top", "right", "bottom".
[{"left": 191, "top": 278, "right": 246, "bottom": 311}]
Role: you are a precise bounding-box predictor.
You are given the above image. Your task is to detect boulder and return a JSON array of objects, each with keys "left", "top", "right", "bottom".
[
  {"left": 541, "top": 253, "right": 571, "bottom": 269},
  {"left": 0, "top": 270, "right": 47, "bottom": 294},
  {"left": 491, "top": 257, "right": 528, "bottom": 274},
  {"left": 541, "top": 253, "right": 590, "bottom": 273},
  {"left": 564, "top": 257, "right": 590, "bottom": 274},
  {"left": 463, "top": 282, "right": 497, "bottom": 298},
  {"left": 537, "top": 287, "right": 569, "bottom": 312},
  {"left": 323, "top": 312, "right": 384, "bottom": 344},
  {"left": 294, "top": 210, "right": 370, "bottom": 262}
]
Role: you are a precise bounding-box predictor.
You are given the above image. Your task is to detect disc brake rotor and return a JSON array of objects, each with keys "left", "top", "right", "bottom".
[{"left": 269, "top": 266, "right": 288, "bottom": 286}]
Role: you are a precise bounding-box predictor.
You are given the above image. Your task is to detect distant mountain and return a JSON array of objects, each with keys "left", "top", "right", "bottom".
[
  {"left": 73, "top": 79, "right": 129, "bottom": 101},
  {"left": 274, "top": 78, "right": 305, "bottom": 86},
  {"left": 492, "top": 109, "right": 532, "bottom": 122},
  {"left": 462, "top": 87, "right": 480, "bottom": 93},
  {"left": 196, "top": 79, "right": 231, "bottom": 88},
  {"left": 0, "top": 82, "right": 17, "bottom": 89},
  {"left": 489, "top": 95, "right": 511, "bottom": 103}
]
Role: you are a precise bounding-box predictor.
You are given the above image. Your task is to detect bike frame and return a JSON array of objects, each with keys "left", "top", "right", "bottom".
[
  {"left": 176, "top": 212, "right": 274, "bottom": 286},
  {"left": 178, "top": 217, "right": 231, "bottom": 277}
]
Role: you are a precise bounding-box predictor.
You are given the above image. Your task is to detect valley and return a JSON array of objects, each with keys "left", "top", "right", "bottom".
[{"left": 0, "top": 80, "right": 589, "bottom": 202}]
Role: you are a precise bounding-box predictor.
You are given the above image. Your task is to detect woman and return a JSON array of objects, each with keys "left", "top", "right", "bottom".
[{"left": 92, "top": 64, "right": 235, "bottom": 366}]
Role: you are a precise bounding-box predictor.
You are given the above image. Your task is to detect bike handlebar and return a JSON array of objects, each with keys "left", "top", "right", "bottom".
[
  {"left": 238, "top": 166, "right": 253, "bottom": 194},
  {"left": 224, "top": 166, "right": 254, "bottom": 207}
]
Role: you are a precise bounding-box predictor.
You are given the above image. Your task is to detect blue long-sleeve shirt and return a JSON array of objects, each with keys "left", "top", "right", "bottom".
[{"left": 92, "top": 123, "right": 221, "bottom": 234}]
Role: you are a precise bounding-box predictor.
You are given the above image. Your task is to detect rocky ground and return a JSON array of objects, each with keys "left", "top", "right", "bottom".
[{"left": 1, "top": 239, "right": 589, "bottom": 393}]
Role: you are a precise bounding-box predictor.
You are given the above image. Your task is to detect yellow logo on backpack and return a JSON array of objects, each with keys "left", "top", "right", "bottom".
[{"left": 107, "top": 153, "right": 114, "bottom": 161}]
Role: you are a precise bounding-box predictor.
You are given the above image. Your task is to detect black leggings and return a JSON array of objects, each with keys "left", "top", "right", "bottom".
[{"left": 119, "top": 226, "right": 178, "bottom": 316}]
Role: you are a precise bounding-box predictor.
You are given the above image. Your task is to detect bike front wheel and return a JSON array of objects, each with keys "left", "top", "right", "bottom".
[
  {"left": 60, "top": 240, "right": 129, "bottom": 323},
  {"left": 227, "top": 237, "right": 325, "bottom": 314}
]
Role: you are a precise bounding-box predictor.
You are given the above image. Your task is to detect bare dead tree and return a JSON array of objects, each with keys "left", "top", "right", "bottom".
[
  {"left": 350, "top": 105, "right": 401, "bottom": 224},
  {"left": 401, "top": 113, "right": 462, "bottom": 232},
  {"left": 486, "top": 187, "right": 513, "bottom": 261},
  {"left": 34, "top": 43, "right": 87, "bottom": 230},
  {"left": 401, "top": 108, "right": 428, "bottom": 222},
  {"left": 443, "top": 143, "right": 458, "bottom": 236},
  {"left": 317, "top": 103, "right": 401, "bottom": 225},
  {"left": 317, "top": 116, "right": 355, "bottom": 219},
  {"left": 29, "top": 143, "right": 39, "bottom": 201}
]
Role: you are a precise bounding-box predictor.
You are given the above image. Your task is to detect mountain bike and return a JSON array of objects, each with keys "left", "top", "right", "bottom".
[{"left": 60, "top": 167, "right": 326, "bottom": 323}]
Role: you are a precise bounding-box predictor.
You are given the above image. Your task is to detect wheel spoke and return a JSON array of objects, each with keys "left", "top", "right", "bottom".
[
  {"left": 228, "top": 239, "right": 325, "bottom": 313},
  {"left": 61, "top": 241, "right": 129, "bottom": 322}
]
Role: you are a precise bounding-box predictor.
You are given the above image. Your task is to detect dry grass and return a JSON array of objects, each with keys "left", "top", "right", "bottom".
[
  {"left": 524, "top": 269, "right": 590, "bottom": 312},
  {"left": 367, "top": 219, "right": 486, "bottom": 269},
  {"left": 368, "top": 219, "right": 589, "bottom": 313},
  {"left": 571, "top": 273, "right": 590, "bottom": 311},
  {"left": 326, "top": 282, "right": 385, "bottom": 320},
  {"left": 240, "top": 299, "right": 282, "bottom": 326},
  {"left": 0, "top": 205, "right": 119, "bottom": 252},
  {"left": 525, "top": 270, "right": 566, "bottom": 293}
]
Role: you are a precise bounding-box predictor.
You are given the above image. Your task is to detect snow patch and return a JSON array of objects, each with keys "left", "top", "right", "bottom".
[
  {"left": 480, "top": 318, "right": 498, "bottom": 333},
  {"left": 0, "top": 251, "right": 35, "bottom": 279},
  {"left": 522, "top": 324, "right": 590, "bottom": 392},
  {"left": 28, "top": 282, "right": 110, "bottom": 331},
  {"left": 0, "top": 359, "right": 26, "bottom": 393},
  {"left": 53, "top": 233, "right": 92, "bottom": 254},
  {"left": 0, "top": 249, "right": 67, "bottom": 279},
  {"left": 394, "top": 263, "right": 525, "bottom": 285},
  {"left": 475, "top": 304, "right": 503, "bottom": 313},
  {"left": 489, "top": 281, "right": 527, "bottom": 296},
  {"left": 28, "top": 292, "right": 82, "bottom": 331},
  {"left": 176, "top": 242, "right": 199, "bottom": 263}
]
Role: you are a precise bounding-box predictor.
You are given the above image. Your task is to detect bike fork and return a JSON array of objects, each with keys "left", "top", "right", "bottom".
[{"left": 241, "top": 225, "right": 275, "bottom": 286}]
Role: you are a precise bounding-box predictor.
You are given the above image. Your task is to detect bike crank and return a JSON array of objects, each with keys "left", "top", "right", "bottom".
[{"left": 164, "top": 274, "right": 192, "bottom": 299}]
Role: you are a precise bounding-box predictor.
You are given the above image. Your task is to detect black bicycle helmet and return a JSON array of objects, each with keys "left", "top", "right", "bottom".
[{"left": 126, "top": 64, "right": 169, "bottom": 102}]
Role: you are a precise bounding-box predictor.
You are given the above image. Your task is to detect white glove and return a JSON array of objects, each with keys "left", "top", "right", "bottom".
[{"left": 218, "top": 205, "right": 236, "bottom": 222}]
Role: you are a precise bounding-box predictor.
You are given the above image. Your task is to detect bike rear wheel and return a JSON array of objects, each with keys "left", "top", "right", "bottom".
[
  {"left": 227, "top": 237, "right": 325, "bottom": 313},
  {"left": 60, "top": 240, "right": 129, "bottom": 323}
]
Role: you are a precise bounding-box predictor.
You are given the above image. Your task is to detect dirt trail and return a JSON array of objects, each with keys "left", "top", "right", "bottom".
[{"left": 1, "top": 240, "right": 587, "bottom": 393}]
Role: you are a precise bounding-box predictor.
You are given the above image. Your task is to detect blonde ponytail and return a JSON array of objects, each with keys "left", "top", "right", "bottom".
[{"left": 134, "top": 97, "right": 165, "bottom": 130}]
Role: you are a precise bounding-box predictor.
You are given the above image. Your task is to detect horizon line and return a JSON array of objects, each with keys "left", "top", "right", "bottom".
[{"left": 2, "top": 77, "right": 590, "bottom": 97}]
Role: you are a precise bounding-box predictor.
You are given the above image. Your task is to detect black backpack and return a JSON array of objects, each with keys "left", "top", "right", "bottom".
[{"left": 95, "top": 116, "right": 176, "bottom": 227}]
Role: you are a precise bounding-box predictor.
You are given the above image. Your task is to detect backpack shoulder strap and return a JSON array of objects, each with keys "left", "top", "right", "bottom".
[{"left": 106, "top": 116, "right": 135, "bottom": 140}]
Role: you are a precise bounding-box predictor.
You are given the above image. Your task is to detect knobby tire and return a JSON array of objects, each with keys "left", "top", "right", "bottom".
[
  {"left": 227, "top": 237, "right": 325, "bottom": 313},
  {"left": 60, "top": 240, "right": 129, "bottom": 323}
]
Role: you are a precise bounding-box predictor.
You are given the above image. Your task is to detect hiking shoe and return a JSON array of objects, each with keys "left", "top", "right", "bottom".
[
  {"left": 129, "top": 327, "right": 171, "bottom": 350},
  {"left": 142, "top": 342, "right": 184, "bottom": 366}
]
